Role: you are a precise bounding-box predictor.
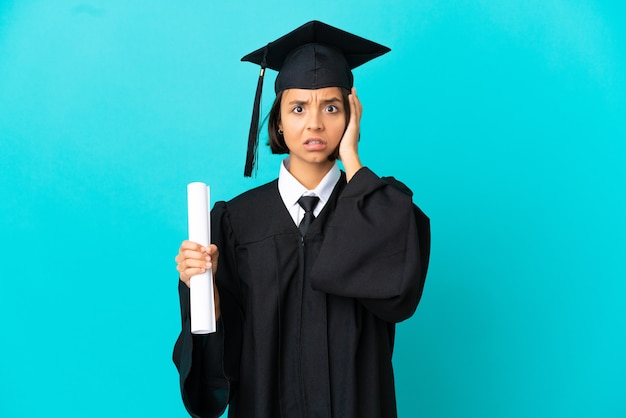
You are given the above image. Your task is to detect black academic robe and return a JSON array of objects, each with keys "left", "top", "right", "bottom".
[{"left": 173, "top": 167, "right": 430, "bottom": 418}]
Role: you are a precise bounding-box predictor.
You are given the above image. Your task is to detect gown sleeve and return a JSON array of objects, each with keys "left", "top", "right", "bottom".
[
  {"left": 172, "top": 202, "right": 244, "bottom": 418},
  {"left": 310, "top": 167, "right": 431, "bottom": 323}
]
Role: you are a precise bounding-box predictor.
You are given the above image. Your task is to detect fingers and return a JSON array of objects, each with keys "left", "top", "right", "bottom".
[
  {"left": 339, "top": 87, "right": 364, "bottom": 181},
  {"left": 340, "top": 87, "right": 361, "bottom": 154},
  {"left": 349, "top": 87, "right": 362, "bottom": 125},
  {"left": 206, "top": 244, "right": 219, "bottom": 258},
  {"left": 345, "top": 87, "right": 362, "bottom": 139},
  {"left": 206, "top": 244, "right": 219, "bottom": 274},
  {"left": 175, "top": 241, "right": 220, "bottom": 287}
]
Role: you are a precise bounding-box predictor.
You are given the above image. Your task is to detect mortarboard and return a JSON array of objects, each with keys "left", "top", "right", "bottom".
[{"left": 241, "top": 20, "right": 390, "bottom": 177}]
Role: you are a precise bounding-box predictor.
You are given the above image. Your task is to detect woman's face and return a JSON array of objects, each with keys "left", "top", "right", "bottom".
[{"left": 279, "top": 87, "right": 347, "bottom": 170}]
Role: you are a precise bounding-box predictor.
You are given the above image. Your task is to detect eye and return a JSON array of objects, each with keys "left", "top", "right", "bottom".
[
  {"left": 292, "top": 105, "right": 304, "bottom": 113},
  {"left": 325, "top": 105, "right": 339, "bottom": 113}
]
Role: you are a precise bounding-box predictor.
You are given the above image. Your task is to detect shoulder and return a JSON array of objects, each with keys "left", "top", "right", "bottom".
[
  {"left": 212, "top": 178, "right": 294, "bottom": 243},
  {"left": 229, "top": 179, "right": 279, "bottom": 208},
  {"left": 213, "top": 179, "right": 281, "bottom": 224},
  {"left": 342, "top": 167, "right": 413, "bottom": 199}
]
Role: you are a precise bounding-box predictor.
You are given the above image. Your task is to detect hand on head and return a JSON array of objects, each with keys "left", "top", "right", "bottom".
[{"left": 339, "top": 87, "right": 363, "bottom": 181}]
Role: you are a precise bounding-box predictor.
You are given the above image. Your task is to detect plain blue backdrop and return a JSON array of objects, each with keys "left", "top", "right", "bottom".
[{"left": 1, "top": 1, "right": 625, "bottom": 417}]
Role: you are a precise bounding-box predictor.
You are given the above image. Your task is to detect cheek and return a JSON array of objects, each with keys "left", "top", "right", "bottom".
[
  {"left": 330, "top": 120, "right": 346, "bottom": 141},
  {"left": 281, "top": 123, "right": 298, "bottom": 148},
  {"left": 279, "top": 113, "right": 296, "bottom": 133}
]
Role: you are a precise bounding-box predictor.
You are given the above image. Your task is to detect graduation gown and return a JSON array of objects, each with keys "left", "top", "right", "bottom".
[{"left": 173, "top": 167, "right": 430, "bottom": 418}]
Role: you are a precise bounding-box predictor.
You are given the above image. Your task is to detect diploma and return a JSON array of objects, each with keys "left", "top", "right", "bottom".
[{"left": 187, "top": 182, "right": 216, "bottom": 334}]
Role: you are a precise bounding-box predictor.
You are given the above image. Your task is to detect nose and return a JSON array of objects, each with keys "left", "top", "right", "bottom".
[{"left": 306, "top": 109, "right": 323, "bottom": 131}]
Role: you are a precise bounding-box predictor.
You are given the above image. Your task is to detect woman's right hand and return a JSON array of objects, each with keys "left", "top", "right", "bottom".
[
  {"left": 175, "top": 241, "right": 221, "bottom": 319},
  {"left": 175, "top": 241, "right": 219, "bottom": 287}
]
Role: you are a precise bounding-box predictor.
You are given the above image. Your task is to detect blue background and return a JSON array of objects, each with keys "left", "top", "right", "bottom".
[{"left": 1, "top": 1, "right": 625, "bottom": 417}]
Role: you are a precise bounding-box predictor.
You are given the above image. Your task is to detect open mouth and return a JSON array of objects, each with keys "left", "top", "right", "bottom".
[{"left": 303, "top": 138, "right": 327, "bottom": 151}]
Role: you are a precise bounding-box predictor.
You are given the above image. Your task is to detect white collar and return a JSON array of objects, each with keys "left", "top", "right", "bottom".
[{"left": 278, "top": 157, "right": 341, "bottom": 220}]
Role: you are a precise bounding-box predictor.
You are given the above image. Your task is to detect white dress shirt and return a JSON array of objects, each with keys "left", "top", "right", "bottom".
[{"left": 277, "top": 157, "right": 341, "bottom": 227}]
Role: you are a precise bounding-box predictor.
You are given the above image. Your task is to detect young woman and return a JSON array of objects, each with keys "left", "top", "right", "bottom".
[{"left": 173, "top": 21, "right": 430, "bottom": 418}]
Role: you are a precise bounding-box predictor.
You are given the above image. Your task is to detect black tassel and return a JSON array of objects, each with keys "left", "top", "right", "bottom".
[{"left": 244, "top": 65, "right": 266, "bottom": 177}]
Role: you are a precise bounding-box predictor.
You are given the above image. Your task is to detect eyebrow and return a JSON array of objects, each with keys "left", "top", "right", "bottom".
[{"left": 287, "top": 97, "right": 343, "bottom": 106}]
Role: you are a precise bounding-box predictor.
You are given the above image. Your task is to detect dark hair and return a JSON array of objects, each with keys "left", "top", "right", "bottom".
[{"left": 268, "top": 87, "right": 351, "bottom": 161}]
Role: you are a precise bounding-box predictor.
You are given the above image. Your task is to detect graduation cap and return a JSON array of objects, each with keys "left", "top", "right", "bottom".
[{"left": 241, "top": 20, "right": 390, "bottom": 177}]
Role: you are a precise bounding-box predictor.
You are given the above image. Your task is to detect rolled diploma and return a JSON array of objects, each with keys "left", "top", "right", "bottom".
[{"left": 187, "top": 182, "right": 216, "bottom": 334}]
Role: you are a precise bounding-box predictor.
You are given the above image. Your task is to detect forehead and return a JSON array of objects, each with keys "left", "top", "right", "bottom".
[{"left": 281, "top": 87, "right": 344, "bottom": 103}]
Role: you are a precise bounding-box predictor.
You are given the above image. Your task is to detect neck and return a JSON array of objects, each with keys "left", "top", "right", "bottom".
[{"left": 288, "top": 159, "right": 333, "bottom": 190}]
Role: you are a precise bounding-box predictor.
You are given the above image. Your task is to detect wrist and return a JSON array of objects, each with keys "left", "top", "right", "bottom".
[{"left": 342, "top": 154, "right": 362, "bottom": 182}]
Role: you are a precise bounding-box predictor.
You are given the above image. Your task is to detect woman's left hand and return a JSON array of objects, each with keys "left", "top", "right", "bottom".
[{"left": 339, "top": 87, "right": 363, "bottom": 181}]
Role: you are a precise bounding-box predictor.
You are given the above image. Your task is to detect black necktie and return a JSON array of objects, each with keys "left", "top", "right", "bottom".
[{"left": 298, "top": 195, "right": 319, "bottom": 236}]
